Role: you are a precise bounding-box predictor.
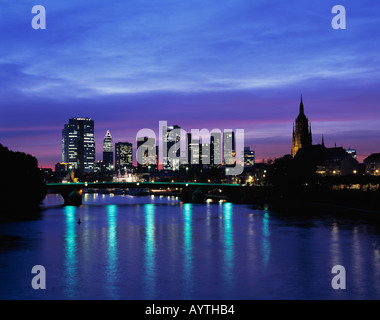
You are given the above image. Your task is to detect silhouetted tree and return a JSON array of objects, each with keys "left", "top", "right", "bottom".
[{"left": 0, "top": 144, "right": 46, "bottom": 220}]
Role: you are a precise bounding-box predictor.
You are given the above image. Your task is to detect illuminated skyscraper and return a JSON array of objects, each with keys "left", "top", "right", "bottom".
[
  {"left": 115, "top": 142, "right": 133, "bottom": 172},
  {"left": 163, "top": 124, "right": 181, "bottom": 170},
  {"left": 103, "top": 130, "right": 114, "bottom": 171},
  {"left": 211, "top": 132, "right": 222, "bottom": 167},
  {"left": 200, "top": 143, "right": 210, "bottom": 165},
  {"left": 187, "top": 132, "right": 200, "bottom": 165},
  {"left": 62, "top": 117, "right": 95, "bottom": 174},
  {"left": 137, "top": 137, "right": 157, "bottom": 168},
  {"left": 223, "top": 131, "right": 235, "bottom": 165}
]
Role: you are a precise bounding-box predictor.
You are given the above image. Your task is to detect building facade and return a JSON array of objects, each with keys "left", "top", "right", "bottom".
[
  {"left": 62, "top": 117, "right": 95, "bottom": 174},
  {"left": 115, "top": 142, "right": 133, "bottom": 173},
  {"left": 103, "top": 130, "right": 114, "bottom": 171},
  {"left": 364, "top": 153, "right": 380, "bottom": 176},
  {"left": 223, "top": 131, "right": 235, "bottom": 165},
  {"left": 163, "top": 124, "right": 181, "bottom": 170},
  {"left": 210, "top": 132, "right": 222, "bottom": 167},
  {"left": 137, "top": 137, "right": 157, "bottom": 169},
  {"left": 243, "top": 147, "right": 255, "bottom": 168}
]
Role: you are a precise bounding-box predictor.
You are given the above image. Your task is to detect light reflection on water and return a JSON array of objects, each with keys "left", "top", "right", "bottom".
[
  {"left": 64, "top": 206, "right": 77, "bottom": 298},
  {"left": 106, "top": 204, "right": 118, "bottom": 299},
  {"left": 223, "top": 202, "right": 234, "bottom": 292},
  {"left": 183, "top": 203, "right": 193, "bottom": 298},
  {"left": 144, "top": 203, "right": 156, "bottom": 299},
  {"left": 262, "top": 207, "right": 270, "bottom": 272},
  {"left": 1, "top": 194, "right": 380, "bottom": 300}
]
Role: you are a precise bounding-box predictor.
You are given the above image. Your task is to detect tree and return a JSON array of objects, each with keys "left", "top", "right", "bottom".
[{"left": 0, "top": 144, "right": 46, "bottom": 220}]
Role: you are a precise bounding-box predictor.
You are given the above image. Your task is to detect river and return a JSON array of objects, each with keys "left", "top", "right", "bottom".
[{"left": 0, "top": 193, "right": 379, "bottom": 299}]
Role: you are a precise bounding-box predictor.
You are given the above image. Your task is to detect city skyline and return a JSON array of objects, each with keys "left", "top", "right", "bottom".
[
  {"left": 1, "top": 1, "right": 380, "bottom": 167},
  {"left": 55, "top": 98, "right": 363, "bottom": 175},
  {"left": 3, "top": 95, "right": 380, "bottom": 169}
]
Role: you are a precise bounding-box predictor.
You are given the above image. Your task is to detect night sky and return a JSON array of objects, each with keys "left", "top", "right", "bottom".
[{"left": 1, "top": 1, "right": 380, "bottom": 167}]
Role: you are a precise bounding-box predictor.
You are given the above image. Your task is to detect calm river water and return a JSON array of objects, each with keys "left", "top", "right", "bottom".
[{"left": 0, "top": 194, "right": 379, "bottom": 300}]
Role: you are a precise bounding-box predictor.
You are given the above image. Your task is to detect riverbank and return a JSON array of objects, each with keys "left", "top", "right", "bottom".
[{"left": 260, "top": 188, "right": 380, "bottom": 220}]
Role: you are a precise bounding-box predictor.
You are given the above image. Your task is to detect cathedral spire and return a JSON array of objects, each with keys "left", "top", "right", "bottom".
[
  {"left": 292, "top": 95, "right": 312, "bottom": 157},
  {"left": 322, "top": 134, "right": 325, "bottom": 147},
  {"left": 299, "top": 94, "right": 304, "bottom": 115}
]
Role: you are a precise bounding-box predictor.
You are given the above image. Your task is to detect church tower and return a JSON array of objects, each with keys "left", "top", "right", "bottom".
[{"left": 292, "top": 96, "right": 312, "bottom": 157}]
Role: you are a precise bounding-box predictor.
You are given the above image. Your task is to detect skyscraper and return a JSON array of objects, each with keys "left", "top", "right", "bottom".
[
  {"left": 163, "top": 124, "right": 181, "bottom": 170},
  {"left": 223, "top": 131, "right": 235, "bottom": 165},
  {"left": 103, "top": 130, "right": 113, "bottom": 171},
  {"left": 61, "top": 124, "right": 69, "bottom": 163},
  {"left": 292, "top": 96, "right": 312, "bottom": 157},
  {"left": 137, "top": 137, "right": 157, "bottom": 168},
  {"left": 210, "top": 132, "right": 222, "bottom": 167},
  {"left": 200, "top": 143, "right": 210, "bottom": 165},
  {"left": 187, "top": 132, "right": 200, "bottom": 165},
  {"left": 62, "top": 117, "right": 95, "bottom": 174},
  {"left": 115, "top": 142, "right": 133, "bottom": 172}
]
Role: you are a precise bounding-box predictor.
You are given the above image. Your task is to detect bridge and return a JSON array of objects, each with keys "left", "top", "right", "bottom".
[{"left": 46, "top": 181, "right": 257, "bottom": 205}]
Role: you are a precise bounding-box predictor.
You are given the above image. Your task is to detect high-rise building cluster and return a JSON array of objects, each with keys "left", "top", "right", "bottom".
[
  {"left": 53, "top": 97, "right": 380, "bottom": 181},
  {"left": 57, "top": 118, "right": 255, "bottom": 176}
]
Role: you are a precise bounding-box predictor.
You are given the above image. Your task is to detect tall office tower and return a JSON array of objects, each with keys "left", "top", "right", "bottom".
[
  {"left": 62, "top": 117, "right": 95, "bottom": 174},
  {"left": 210, "top": 132, "right": 222, "bottom": 166},
  {"left": 62, "top": 125, "right": 69, "bottom": 163},
  {"left": 103, "top": 130, "right": 114, "bottom": 171},
  {"left": 243, "top": 147, "right": 255, "bottom": 167},
  {"left": 115, "top": 142, "right": 133, "bottom": 172},
  {"left": 187, "top": 133, "right": 200, "bottom": 165},
  {"left": 223, "top": 131, "right": 235, "bottom": 165},
  {"left": 292, "top": 96, "right": 312, "bottom": 157},
  {"left": 199, "top": 143, "right": 210, "bottom": 165},
  {"left": 163, "top": 124, "right": 181, "bottom": 170},
  {"left": 137, "top": 136, "right": 157, "bottom": 168}
]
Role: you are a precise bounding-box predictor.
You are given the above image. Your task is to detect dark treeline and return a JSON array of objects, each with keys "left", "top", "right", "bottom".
[{"left": 0, "top": 144, "right": 46, "bottom": 220}]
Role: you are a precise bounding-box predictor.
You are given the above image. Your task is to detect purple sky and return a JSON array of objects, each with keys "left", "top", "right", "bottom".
[{"left": 1, "top": 1, "right": 380, "bottom": 167}]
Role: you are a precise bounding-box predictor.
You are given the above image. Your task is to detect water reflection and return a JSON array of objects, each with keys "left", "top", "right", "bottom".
[
  {"left": 106, "top": 204, "right": 118, "bottom": 299},
  {"left": 330, "top": 222, "right": 341, "bottom": 267},
  {"left": 352, "top": 227, "right": 365, "bottom": 298},
  {"left": 223, "top": 202, "right": 234, "bottom": 290},
  {"left": 183, "top": 203, "right": 193, "bottom": 298},
  {"left": 5, "top": 194, "right": 380, "bottom": 299},
  {"left": 373, "top": 245, "right": 380, "bottom": 296},
  {"left": 262, "top": 206, "right": 270, "bottom": 271},
  {"left": 144, "top": 204, "right": 156, "bottom": 299},
  {"left": 64, "top": 206, "right": 77, "bottom": 298}
]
